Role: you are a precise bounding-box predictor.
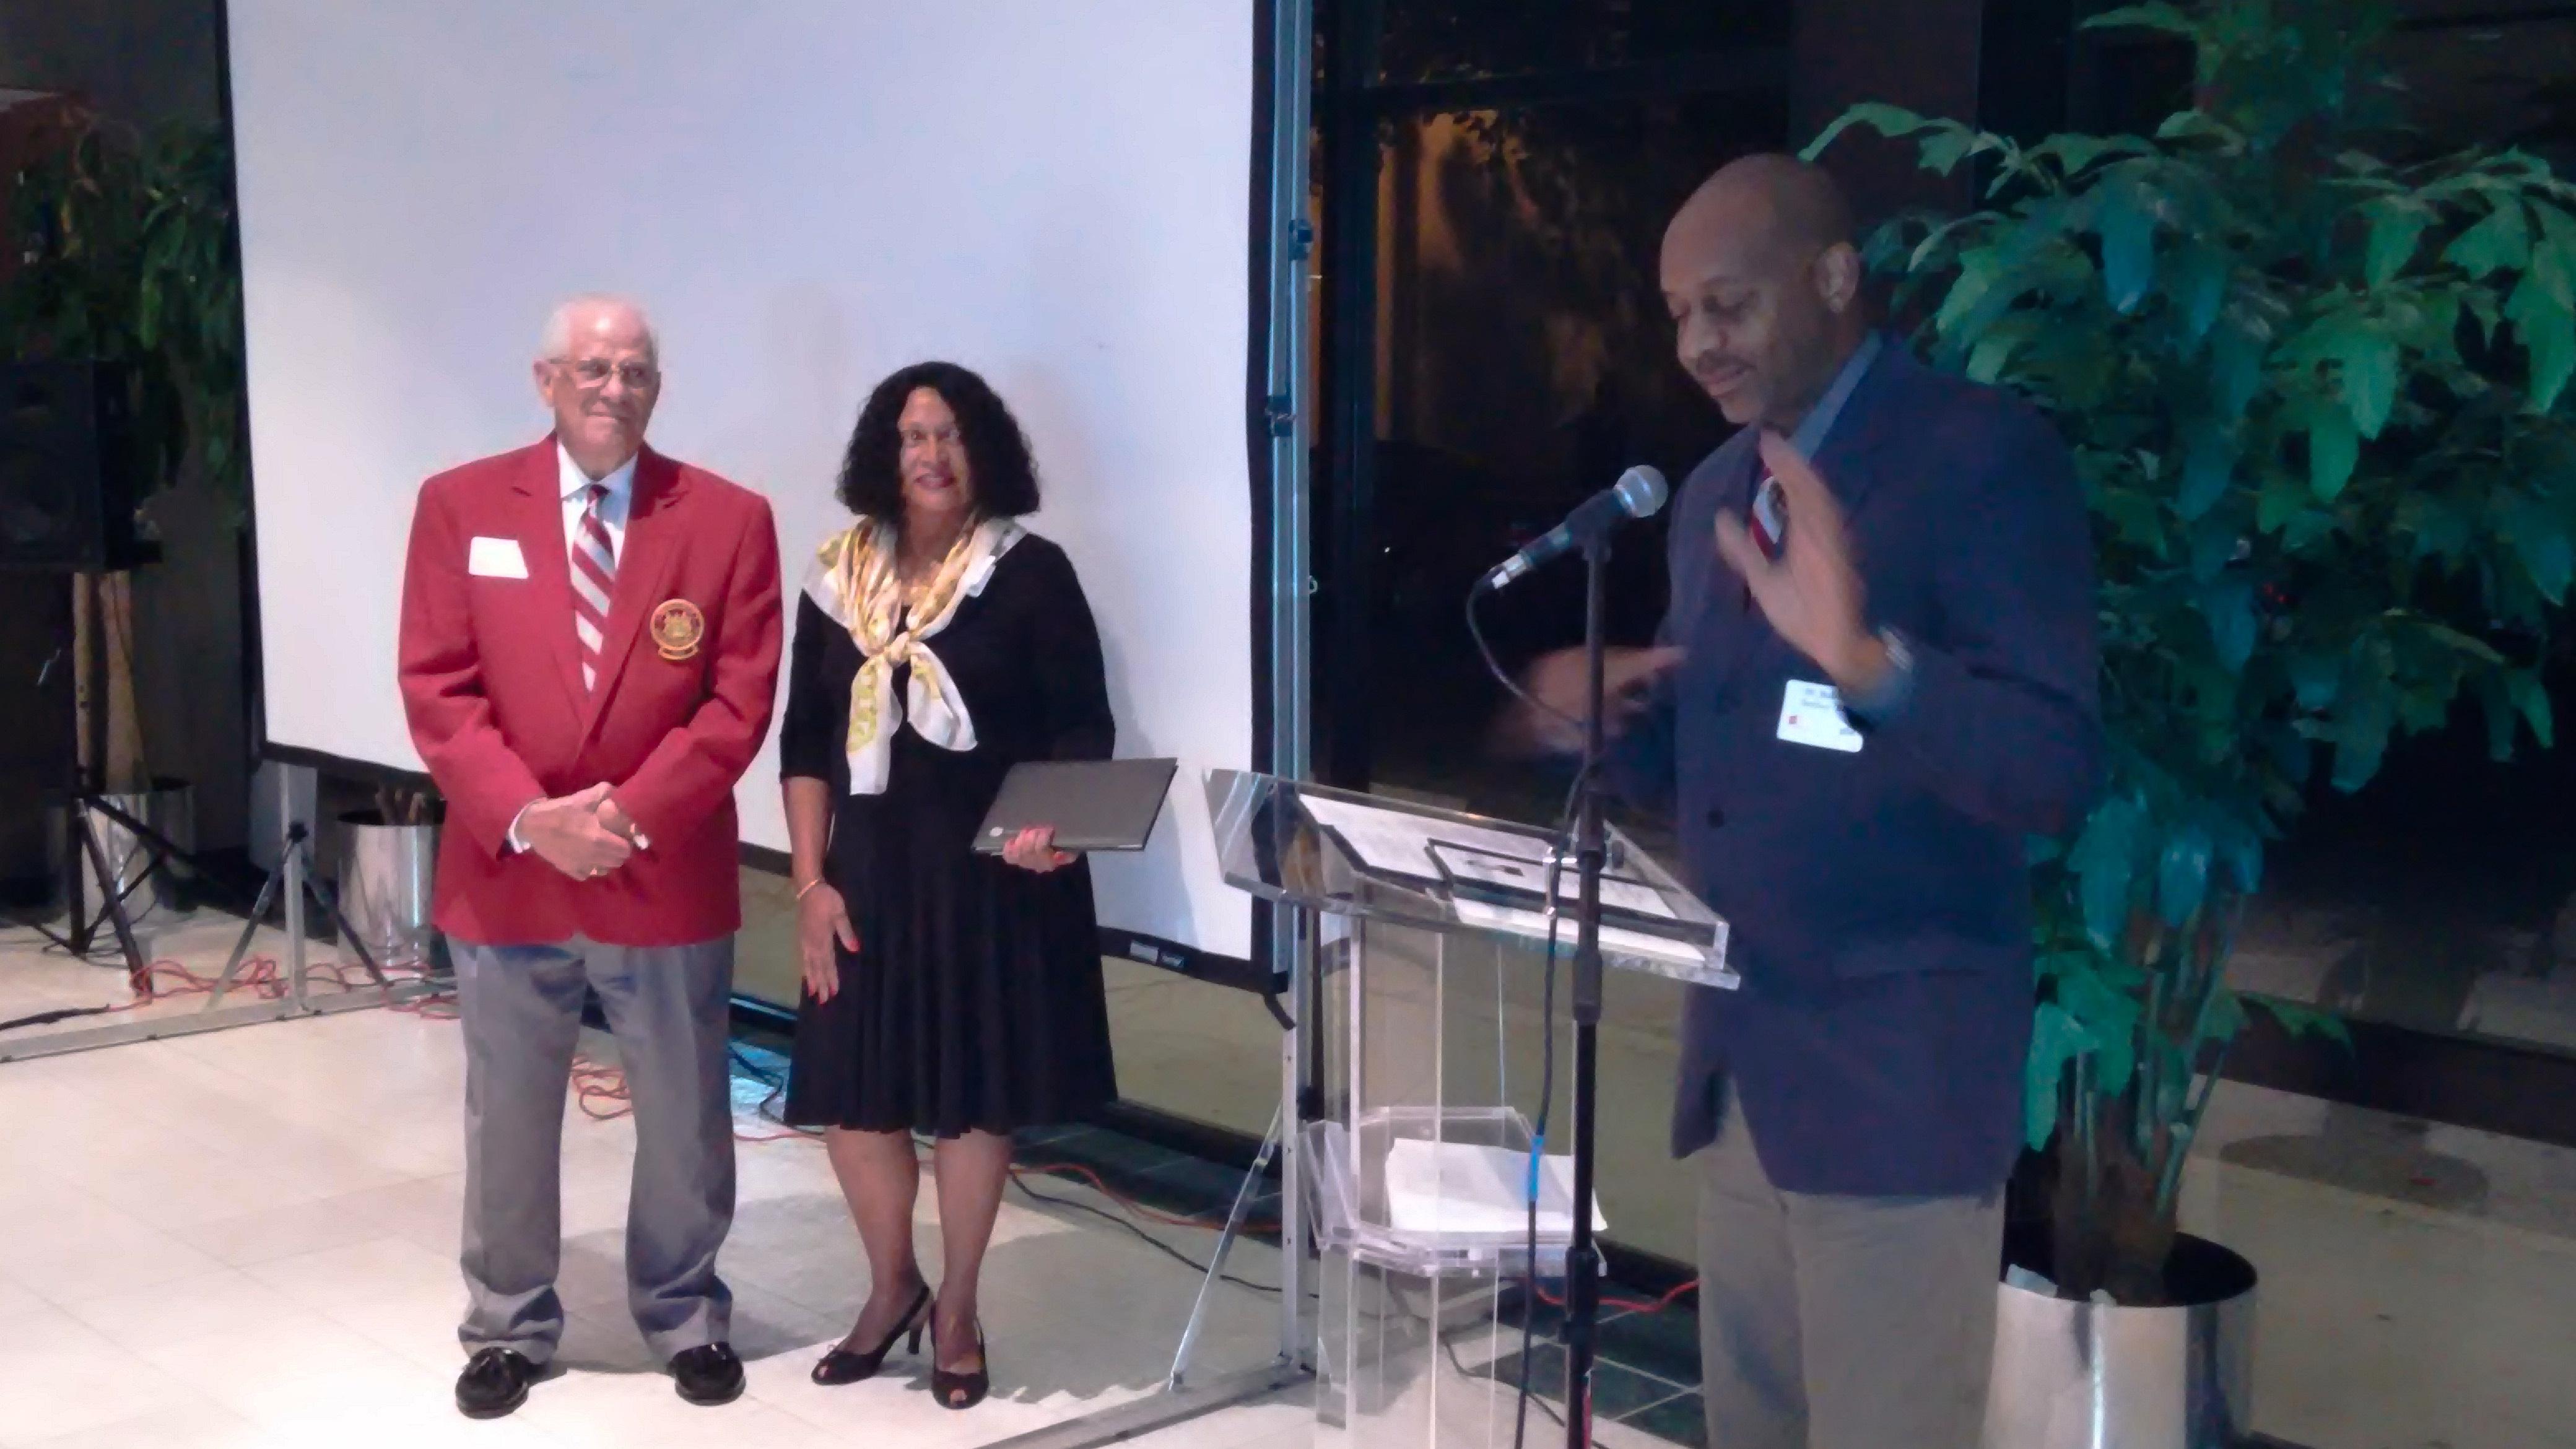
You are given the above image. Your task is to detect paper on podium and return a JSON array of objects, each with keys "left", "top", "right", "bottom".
[
  {"left": 1448, "top": 897, "right": 1710, "bottom": 970},
  {"left": 1382, "top": 1137, "right": 1607, "bottom": 1237},
  {"left": 1298, "top": 794, "right": 1552, "bottom": 879}
]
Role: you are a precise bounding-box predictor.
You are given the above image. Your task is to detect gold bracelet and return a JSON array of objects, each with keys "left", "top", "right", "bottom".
[{"left": 794, "top": 877, "right": 827, "bottom": 900}]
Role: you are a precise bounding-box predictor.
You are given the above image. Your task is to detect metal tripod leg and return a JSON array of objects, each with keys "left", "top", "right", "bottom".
[
  {"left": 209, "top": 867, "right": 285, "bottom": 1006},
  {"left": 70, "top": 806, "right": 151, "bottom": 993},
  {"left": 1168, "top": 1100, "right": 1284, "bottom": 1391},
  {"left": 308, "top": 874, "right": 389, "bottom": 991}
]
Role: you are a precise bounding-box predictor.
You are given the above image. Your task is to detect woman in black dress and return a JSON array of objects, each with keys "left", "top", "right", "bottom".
[{"left": 780, "top": 362, "right": 1116, "bottom": 1409}]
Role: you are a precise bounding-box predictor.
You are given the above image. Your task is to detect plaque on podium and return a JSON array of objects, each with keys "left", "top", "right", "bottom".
[{"left": 1204, "top": 770, "right": 1733, "bottom": 1448}]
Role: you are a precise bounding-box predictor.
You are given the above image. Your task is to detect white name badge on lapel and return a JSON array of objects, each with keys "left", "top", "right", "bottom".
[
  {"left": 1777, "top": 680, "right": 1864, "bottom": 753},
  {"left": 468, "top": 536, "right": 528, "bottom": 579}
]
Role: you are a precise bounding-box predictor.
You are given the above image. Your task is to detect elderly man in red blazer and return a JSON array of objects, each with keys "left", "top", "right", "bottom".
[{"left": 398, "top": 295, "right": 781, "bottom": 1420}]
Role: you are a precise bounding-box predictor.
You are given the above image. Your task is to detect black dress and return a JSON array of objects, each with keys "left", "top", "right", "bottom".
[{"left": 779, "top": 532, "right": 1118, "bottom": 1136}]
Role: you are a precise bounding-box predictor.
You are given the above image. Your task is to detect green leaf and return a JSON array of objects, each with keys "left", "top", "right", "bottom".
[
  {"left": 2505, "top": 275, "right": 2576, "bottom": 412},
  {"left": 2056, "top": 967, "right": 2140, "bottom": 1094},
  {"left": 1934, "top": 250, "right": 2000, "bottom": 339},
  {"left": 2096, "top": 179, "right": 2159, "bottom": 315},
  {"left": 2171, "top": 246, "right": 2230, "bottom": 343},
  {"left": 2446, "top": 199, "right": 2531, "bottom": 277},
  {"left": 2025, "top": 1003, "right": 2085, "bottom": 1151},
  {"left": 2418, "top": 619, "right": 2507, "bottom": 666},
  {"left": 2178, "top": 428, "right": 2234, "bottom": 520},
  {"left": 2043, "top": 134, "right": 2152, "bottom": 177},
  {"left": 2217, "top": 825, "right": 2264, "bottom": 895},
  {"left": 2084, "top": 2, "right": 2199, "bottom": 37},
  {"left": 2155, "top": 111, "right": 2245, "bottom": 152},
  {"left": 2512, "top": 513, "right": 2574, "bottom": 604},
  {"left": 2200, "top": 986, "right": 2248, "bottom": 1051},
  {"left": 2289, "top": 651, "right": 2342, "bottom": 712},
  {"left": 2246, "top": 996, "right": 2352, "bottom": 1046},
  {"left": 2338, "top": 326, "right": 2403, "bottom": 438},
  {"left": 2199, "top": 577, "right": 2257, "bottom": 671},
  {"left": 2530, "top": 202, "right": 2576, "bottom": 311},
  {"left": 2068, "top": 796, "right": 2144, "bottom": 949},
  {"left": 2466, "top": 288, "right": 2505, "bottom": 346},
  {"left": 2157, "top": 825, "right": 2214, "bottom": 927},
  {"left": 1803, "top": 103, "right": 1934, "bottom": 162},
  {"left": 1921, "top": 126, "right": 1992, "bottom": 177},
  {"left": 2211, "top": 321, "right": 2268, "bottom": 422},
  {"left": 2365, "top": 201, "right": 2432, "bottom": 287},
  {"left": 1967, "top": 326, "right": 2020, "bottom": 384},
  {"left": 2332, "top": 694, "right": 2395, "bottom": 792},
  {"left": 2309, "top": 407, "right": 2360, "bottom": 502},
  {"left": 2401, "top": 493, "right": 2474, "bottom": 565},
  {"left": 2512, "top": 671, "right": 2556, "bottom": 748},
  {"left": 2257, "top": 476, "right": 2307, "bottom": 535}
]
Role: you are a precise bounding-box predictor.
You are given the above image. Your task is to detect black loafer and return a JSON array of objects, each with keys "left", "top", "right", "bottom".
[
  {"left": 671, "top": 1342, "right": 746, "bottom": 1406},
  {"left": 455, "top": 1346, "right": 540, "bottom": 1419}
]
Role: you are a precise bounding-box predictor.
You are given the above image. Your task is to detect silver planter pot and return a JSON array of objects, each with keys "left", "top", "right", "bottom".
[
  {"left": 337, "top": 810, "right": 439, "bottom": 967},
  {"left": 1985, "top": 1233, "right": 2256, "bottom": 1449}
]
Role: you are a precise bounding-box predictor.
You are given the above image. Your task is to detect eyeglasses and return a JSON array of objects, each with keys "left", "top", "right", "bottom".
[{"left": 550, "top": 357, "right": 659, "bottom": 390}]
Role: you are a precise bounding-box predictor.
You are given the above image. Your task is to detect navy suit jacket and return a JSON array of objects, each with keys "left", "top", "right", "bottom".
[{"left": 1612, "top": 342, "right": 2102, "bottom": 1197}]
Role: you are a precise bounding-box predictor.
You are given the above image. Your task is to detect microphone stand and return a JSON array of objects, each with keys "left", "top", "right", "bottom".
[{"left": 1562, "top": 532, "right": 1610, "bottom": 1449}]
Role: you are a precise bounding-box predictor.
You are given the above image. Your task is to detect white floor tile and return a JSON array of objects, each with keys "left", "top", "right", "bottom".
[
  {"left": 58, "top": 1266, "right": 315, "bottom": 1347},
  {"left": 0, "top": 1300, "right": 208, "bottom": 1445},
  {"left": 7, "top": 1396, "right": 272, "bottom": 1449},
  {"left": 0, "top": 1199, "right": 228, "bottom": 1304},
  {"left": 518, "top": 1367, "right": 845, "bottom": 1448}
]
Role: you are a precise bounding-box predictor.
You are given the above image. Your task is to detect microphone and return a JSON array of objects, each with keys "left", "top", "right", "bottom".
[{"left": 1479, "top": 465, "right": 1669, "bottom": 591}]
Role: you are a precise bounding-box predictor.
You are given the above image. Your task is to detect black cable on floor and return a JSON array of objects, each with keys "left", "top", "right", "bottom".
[
  {"left": 0, "top": 1004, "right": 115, "bottom": 1033},
  {"left": 1007, "top": 1168, "right": 1293, "bottom": 1297},
  {"left": 1444, "top": 1325, "right": 1567, "bottom": 1430}
]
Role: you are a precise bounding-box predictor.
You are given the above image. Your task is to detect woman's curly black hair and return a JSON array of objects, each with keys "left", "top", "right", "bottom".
[{"left": 834, "top": 361, "right": 1041, "bottom": 523}]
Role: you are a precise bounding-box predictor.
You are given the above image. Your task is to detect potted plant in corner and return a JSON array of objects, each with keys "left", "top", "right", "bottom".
[
  {"left": 4, "top": 108, "right": 250, "bottom": 920},
  {"left": 1809, "top": 0, "right": 2576, "bottom": 1442}
]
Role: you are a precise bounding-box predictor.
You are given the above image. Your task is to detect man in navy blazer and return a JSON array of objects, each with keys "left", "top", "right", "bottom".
[{"left": 1521, "top": 155, "right": 2100, "bottom": 1447}]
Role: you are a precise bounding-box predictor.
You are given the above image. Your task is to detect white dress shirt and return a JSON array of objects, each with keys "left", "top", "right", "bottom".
[
  {"left": 558, "top": 443, "right": 637, "bottom": 562},
  {"left": 506, "top": 445, "right": 642, "bottom": 853}
]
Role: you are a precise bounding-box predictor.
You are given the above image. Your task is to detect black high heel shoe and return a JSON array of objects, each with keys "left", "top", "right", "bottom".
[
  {"left": 811, "top": 1281, "right": 932, "bottom": 1386},
  {"left": 929, "top": 1310, "right": 989, "bottom": 1411}
]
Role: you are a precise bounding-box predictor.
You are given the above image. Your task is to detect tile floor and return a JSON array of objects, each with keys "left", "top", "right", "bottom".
[
  {"left": 0, "top": 996, "right": 1300, "bottom": 1448},
  {"left": 14, "top": 904, "right": 2576, "bottom": 1448}
]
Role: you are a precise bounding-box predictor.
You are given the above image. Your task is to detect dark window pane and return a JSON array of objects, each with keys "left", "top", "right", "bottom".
[
  {"left": 1362, "top": 91, "right": 1784, "bottom": 831},
  {"left": 1375, "top": 0, "right": 1790, "bottom": 86}
]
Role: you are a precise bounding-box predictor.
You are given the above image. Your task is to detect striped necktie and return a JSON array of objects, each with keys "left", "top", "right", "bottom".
[
  {"left": 570, "top": 482, "right": 616, "bottom": 692},
  {"left": 1749, "top": 472, "right": 1785, "bottom": 559}
]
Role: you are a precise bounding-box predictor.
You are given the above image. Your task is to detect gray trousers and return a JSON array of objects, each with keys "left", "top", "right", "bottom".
[
  {"left": 451, "top": 934, "right": 737, "bottom": 1365},
  {"left": 1697, "top": 1090, "right": 2002, "bottom": 1449}
]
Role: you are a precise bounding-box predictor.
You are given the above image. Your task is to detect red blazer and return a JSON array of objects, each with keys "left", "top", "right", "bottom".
[{"left": 398, "top": 438, "right": 782, "bottom": 947}]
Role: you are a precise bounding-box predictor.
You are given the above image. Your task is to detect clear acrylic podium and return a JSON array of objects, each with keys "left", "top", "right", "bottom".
[{"left": 1204, "top": 770, "right": 1734, "bottom": 1449}]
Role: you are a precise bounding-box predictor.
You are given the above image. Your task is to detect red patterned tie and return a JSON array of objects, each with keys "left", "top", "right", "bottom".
[
  {"left": 570, "top": 482, "right": 616, "bottom": 692},
  {"left": 1742, "top": 471, "right": 1783, "bottom": 610},
  {"left": 1749, "top": 472, "right": 1785, "bottom": 559}
]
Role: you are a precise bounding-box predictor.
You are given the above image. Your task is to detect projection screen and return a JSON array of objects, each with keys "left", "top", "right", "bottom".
[{"left": 228, "top": 1, "right": 1263, "bottom": 962}]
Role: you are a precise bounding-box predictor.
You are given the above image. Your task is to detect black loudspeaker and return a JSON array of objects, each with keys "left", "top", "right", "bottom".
[{"left": 0, "top": 360, "right": 152, "bottom": 572}]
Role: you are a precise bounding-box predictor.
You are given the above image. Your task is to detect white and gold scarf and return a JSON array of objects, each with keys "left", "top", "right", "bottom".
[{"left": 804, "top": 516, "right": 1023, "bottom": 794}]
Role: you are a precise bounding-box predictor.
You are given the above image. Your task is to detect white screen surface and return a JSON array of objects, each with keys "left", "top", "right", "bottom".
[{"left": 231, "top": 1, "right": 1258, "bottom": 959}]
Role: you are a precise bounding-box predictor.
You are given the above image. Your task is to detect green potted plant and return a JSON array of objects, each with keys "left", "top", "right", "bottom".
[
  {"left": 5, "top": 108, "right": 248, "bottom": 916},
  {"left": 1809, "top": 0, "right": 2575, "bottom": 1439}
]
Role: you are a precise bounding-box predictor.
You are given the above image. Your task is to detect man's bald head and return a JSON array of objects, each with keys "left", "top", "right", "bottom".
[{"left": 1660, "top": 155, "right": 1869, "bottom": 431}]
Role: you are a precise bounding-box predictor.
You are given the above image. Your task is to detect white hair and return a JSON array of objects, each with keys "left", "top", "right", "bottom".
[{"left": 539, "top": 294, "right": 657, "bottom": 361}]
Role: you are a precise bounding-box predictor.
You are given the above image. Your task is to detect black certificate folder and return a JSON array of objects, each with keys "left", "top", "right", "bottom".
[{"left": 973, "top": 758, "right": 1180, "bottom": 854}]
